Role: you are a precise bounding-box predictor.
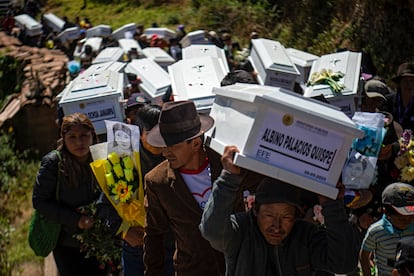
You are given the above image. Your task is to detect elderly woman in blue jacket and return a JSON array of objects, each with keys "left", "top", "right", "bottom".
[{"left": 200, "top": 145, "right": 359, "bottom": 276}]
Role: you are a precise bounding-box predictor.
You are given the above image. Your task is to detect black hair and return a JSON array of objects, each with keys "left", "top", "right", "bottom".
[
  {"left": 383, "top": 204, "right": 398, "bottom": 216},
  {"left": 135, "top": 104, "right": 161, "bottom": 132},
  {"left": 220, "top": 70, "right": 258, "bottom": 86}
]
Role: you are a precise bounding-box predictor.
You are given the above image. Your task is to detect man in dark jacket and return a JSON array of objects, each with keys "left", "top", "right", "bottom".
[
  {"left": 200, "top": 145, "right": 359, "bottom": 276},
  {"left": 144, "top": 101, "right": 259, "bottom": 276}
]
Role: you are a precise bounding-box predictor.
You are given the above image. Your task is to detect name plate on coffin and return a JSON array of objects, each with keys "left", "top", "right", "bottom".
[
  {"left": 61, "top": 98, "right": 119, "bottom": 135},
  {"left": 249, "top": 110, "right": 342, "bottom": 183}
]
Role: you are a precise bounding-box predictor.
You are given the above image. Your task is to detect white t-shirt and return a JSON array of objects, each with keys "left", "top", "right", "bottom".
[{"left": 180, "top": 160, "right": 211, "bottom": 210}]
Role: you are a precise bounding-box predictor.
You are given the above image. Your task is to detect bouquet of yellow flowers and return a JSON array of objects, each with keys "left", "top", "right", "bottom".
[
  {"left": 394, "top": 129, "right": 414, "bottom": 182},
  {"left": 90, "top": 143, "right": 145, "bottom": 235},
  {"left": 306, "top": 69, "right": 345, "bottom": 93},
  {"left": 105, "top": 152, "right": 138, "bottom": 204}
]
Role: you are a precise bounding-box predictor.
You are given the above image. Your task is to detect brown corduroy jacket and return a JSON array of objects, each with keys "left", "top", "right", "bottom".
[{"left": 143, "top": 148, "right": 226, "bottom": 276}]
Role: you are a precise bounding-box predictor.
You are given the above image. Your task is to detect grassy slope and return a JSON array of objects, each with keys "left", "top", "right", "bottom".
[{"left": 44, "top": 0, "right": 194, "bottom": 35}]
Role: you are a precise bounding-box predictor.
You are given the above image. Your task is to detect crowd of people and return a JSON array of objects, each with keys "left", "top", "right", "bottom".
[
  {"left": 31, "top": 59, "right": 414, "bottom": 276},
  {"left": 10, "top": 3, "right": 414, "bottom": 276}
]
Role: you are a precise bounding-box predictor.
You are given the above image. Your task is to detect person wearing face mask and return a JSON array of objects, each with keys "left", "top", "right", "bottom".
[{"left": 200, "top": 145, "right": 358, "bottom": 276}]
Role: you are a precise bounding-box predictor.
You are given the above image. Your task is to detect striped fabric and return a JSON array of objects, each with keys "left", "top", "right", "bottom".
[{"left": 361, "top": 215, "right": 414, "bottom": 276}]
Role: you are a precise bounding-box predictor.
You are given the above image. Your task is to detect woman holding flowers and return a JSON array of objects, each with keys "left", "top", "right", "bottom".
[{"left": 32, "top": 113, "right": 106, "bottom": 276}]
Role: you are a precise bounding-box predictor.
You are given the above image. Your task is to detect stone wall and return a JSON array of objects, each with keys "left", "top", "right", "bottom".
[{"left": 0, "top": 31, "right": 68, "bottom": 157}]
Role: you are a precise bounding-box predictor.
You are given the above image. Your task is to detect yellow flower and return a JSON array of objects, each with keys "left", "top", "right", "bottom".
[
  {"left": 122, "top": 156, "right": 134, "bottom": 170},
  {"left": 108, "top": 152, "right": 120, "bottom": 165},
  {"left": 104, "top": 160, "right": 113, "bottom": 173},
  {"left": 408, "top": 149, "right": 414, "bottom": 166},
  {"left": 112, "top": 180, "right": 133, "bottom": 203},
  {"left": 113, "top": 163, "right": 124, "bottom": 178},
  {"left": 105, "top": 172, "right": 115, "bottom": 187},
  {"left": 401, "top": 166, "right": 414, "bottom": 182},
  {"left": 124, "top": 168, "right": 134, "bottom": 182}
]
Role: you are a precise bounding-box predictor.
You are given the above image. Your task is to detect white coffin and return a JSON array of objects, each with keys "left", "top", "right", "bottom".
[
  {"left": 59, "top": 70, "right": 125, "bottom": 134},
  {"left": 84, "top": 37, "right": 103, "bottom": 52},
  {"left": 14, "top": 14, "right": 43, "bottom": 37},
  {"left": 111, "top": 23, "right": 137, "bottom": 40},
  {"left": 73, "top": 37, "right": 104, "bottom": 59},
  {"left": 125, "top": 58, "right": 171, "bottom": 104},
  {"left": 118, "top": 38, "right": 143, "bottom": 57},
  {"left": 249, "top": 38, "right": 300, "bottom": 91},
  {"left": 144, "top": 27, "right": 176, "bottom": 41},
  {"left": 92, "top": 47, "right": 124, "bottom": 64},
  {"left": 42, "top": 13, "right": 65, "bottom": 33},
  {"left": 57, "top": 26, "right": 80, "bottom": 43},
  {"left": 206, "top": 83, "right": 364, "bottom": 198},
  {"left": 142, "top": 47, "right": 175, "bottom": 71},
  {"left": 303, "top": 51, "right": 362, "bottom": 117},
  {"left": 182, "top": 44, "right": 230, "bottom": 72},
  {"left": 180, "top": 30, "right": 209, "bottom": 48},
  {"left": 168, "top": 56, "right": 227, "bottom": 112},
  {"left": 86, "top": 24, "right": 112, "bottom": 38},
  {"left": 83, "top": 61, "right": 126, "bottom": 75},
  {"left": 286, "top": 48, "right": 319, "bottom": 84}
]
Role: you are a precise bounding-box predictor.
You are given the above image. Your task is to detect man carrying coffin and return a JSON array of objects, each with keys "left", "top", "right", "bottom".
[
  {"left": 200, "top": 145, "right": 359, "bottom": 276},
  {"left": 144, "top": 101, "right": 261, "bottom": 275}
]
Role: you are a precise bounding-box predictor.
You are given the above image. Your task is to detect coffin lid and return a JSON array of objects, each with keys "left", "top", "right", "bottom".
[
  {"left": 251, "top": 38, "right": 300, "bottom": 75},
  {"left": 303, "top": 51, "right": 362, "bottom": 98},
  {"left": 212, "top": 83, "right": 364, "bottom": 137}
]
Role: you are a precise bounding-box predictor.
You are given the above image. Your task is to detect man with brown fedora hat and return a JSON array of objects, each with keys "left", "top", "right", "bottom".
[
  {"left": 143, "top": 100, "right": 261, "bottom": 275},
  {"left": 385, "top": 62, "right": 414, "bottom": 130}
]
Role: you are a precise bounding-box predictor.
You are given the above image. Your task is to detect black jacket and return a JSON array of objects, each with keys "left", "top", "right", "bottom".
[{"left": 32, "top": 150, "right": 100, "bottom": 248}]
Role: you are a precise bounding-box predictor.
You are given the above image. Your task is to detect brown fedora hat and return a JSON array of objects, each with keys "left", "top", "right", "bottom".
[
  {"left": 146, "top": 100, "right": 214, "bottom": 147},
  {"left": 392, "top": 62, "right": 414, "bottom": 83}
]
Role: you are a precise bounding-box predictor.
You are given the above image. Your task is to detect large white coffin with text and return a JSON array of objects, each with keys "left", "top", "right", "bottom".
[
  {"left": 207, "top": 83, "right": 364, "bottom": 198},
  {"left": 59, "top": 70, "right": 125, "bottom": 134},
  {"left": 168, "top": 56, "right": 227, "bottom": 112},
  {"left": 182, "top": 44, "right": 230, "bottom": 72},
  {"left": 303, "top": 51, "right": 362, "bottom": 117},
  {"left": 125, "top": 58, "right": 171, "bottom": 104},
  {"left": 249, "top": 38, "right": 300, "bottom": 91}
]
